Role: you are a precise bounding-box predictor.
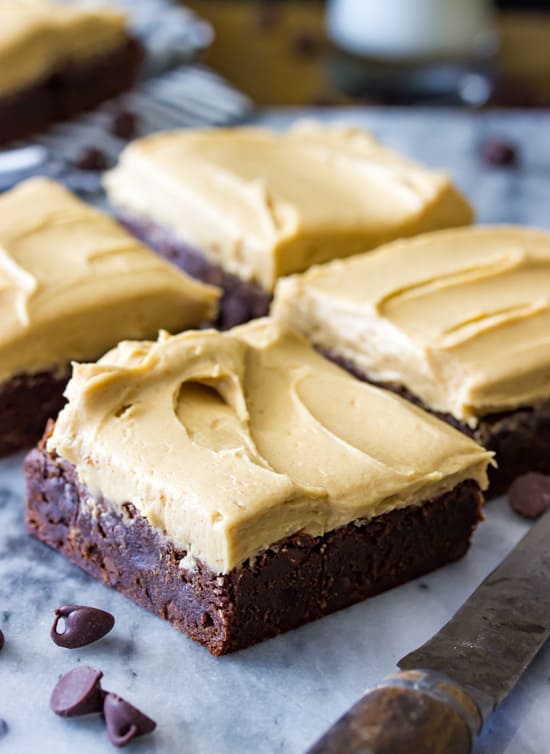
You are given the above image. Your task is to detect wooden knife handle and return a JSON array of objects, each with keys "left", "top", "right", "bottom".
[{"left": 307, "top": 669, "right": 482, "bottom": 754}]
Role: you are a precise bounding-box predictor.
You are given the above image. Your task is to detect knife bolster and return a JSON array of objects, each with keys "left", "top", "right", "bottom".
[
  {"left": 383, "top": 669, "right": 482, "bottom": 739},
  {"left": 307, "top": 669, "right": 481, "bottom": 754}
]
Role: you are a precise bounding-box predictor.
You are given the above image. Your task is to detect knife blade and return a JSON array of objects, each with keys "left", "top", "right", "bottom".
[{"left": 307, "top": 507, "right": 550, "bottom": 754}]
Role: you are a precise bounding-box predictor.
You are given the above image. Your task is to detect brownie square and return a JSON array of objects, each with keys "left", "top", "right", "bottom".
[
  {"left": 0, "top": 177, "right": 218, "bottom": 456},
  {"left": 25, "top": 320, "right": 490, "bottom": 653},
  {"left": 105, "top": 123, "right": 474, "bottom": 327},
  {"left": 272, "top": 225, "right": 550, "bottom": 496}
]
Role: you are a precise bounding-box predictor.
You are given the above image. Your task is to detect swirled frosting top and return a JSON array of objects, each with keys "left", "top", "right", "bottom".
[
  {"left": 104, "top": 122, "right": 473, "bottom": 291},
  {"left": 0, "top": 0, "right": 128, "bottom": 97},
  {"left": 272, "top": 226, "right": 550, "bottom": 425},
  {"left": 49, "top": 319, "right": 490, "bottom": 573},
  {"left": 0, "top": 178, "right": 218, "bottom": 382}
]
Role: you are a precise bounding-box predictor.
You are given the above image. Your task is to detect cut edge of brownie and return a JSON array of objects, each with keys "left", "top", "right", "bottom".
[
  {"left": 321, "top": 348, "right": 550, "bottom": 499},
  {"left": 25, "top": 424, "right": 484, "bottom": 655},
  {"left": 0, "top": 370, "right": 69, "bottom": 457},
  {"left": 119, "top": 215, "right": 272, "bottom": 330},
  {"left": 0, "top": 37, "right": 143, "bottom": 147}
]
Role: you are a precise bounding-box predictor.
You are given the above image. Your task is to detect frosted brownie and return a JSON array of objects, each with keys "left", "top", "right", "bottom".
[
  {"left": 104, "top": 122, "right": 473, "bottom": 328},
  {"left": 0, "top": 177, "right": 218, "bottom": 456},
  {"left": 272, "top": 226, "right": 550, "bottom": 496},
  {"left": 0, "top": 0, "right": 142, "bottom": 145},
  {"left": 25, "top": 319, "right": 491, "bottom": 654}
]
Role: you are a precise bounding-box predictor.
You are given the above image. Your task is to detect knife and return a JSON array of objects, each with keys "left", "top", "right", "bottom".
[{"left": 307, "top": 508, "right": 550, "bottom": 754}]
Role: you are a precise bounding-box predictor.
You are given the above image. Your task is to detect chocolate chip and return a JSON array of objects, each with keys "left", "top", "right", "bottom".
[
  {"left": 51, "top": 605, "right": 115, "bottom": 648},
  {"left": 481, "top": 138, "right": 518, "bottom": 167},
  {"left": 73, "top": 147, "right": 109, "bottom": 172},
  {"left": 50, "top": 666, "right": 105, "bottom": 717},
  {"left": 0, "top": 629, "right": 4, "bottom": 652},
  {"left": 103, "top": 693, "right": 156, "bottom": 748},
  {"left": 509, "top": 472, "right": 550, "bottom": 519},
  {"left": 111, "top": 111, "right": 138, "bottom": 140}
]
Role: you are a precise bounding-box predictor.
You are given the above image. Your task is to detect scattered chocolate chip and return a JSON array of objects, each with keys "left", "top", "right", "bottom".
[
  {"left": 509, "top": 472, "right": 550, "bottom": 519},
  {"left": 291, "top": 29, "right": 320, "bottom": 57},
  {"left": 51, "top": 605, "right": 115, "bottom": 648},
  {"left": 50, "top": 666, "right": 105, "bottom": 717},
  {"left": 104, "top": 693, "right": 156, "bottom": 748},
  {"left": 0, "top": 629, "right": 4, "bottom": 652},
  {"left": 73, "top": 147, "right": 109, "bottom": 172},
  {"left": 481, "top": 138, "right": 518, "bottom": 167},
  {"left": 111, "top": 111, "right": 138, "bottom": 140}
]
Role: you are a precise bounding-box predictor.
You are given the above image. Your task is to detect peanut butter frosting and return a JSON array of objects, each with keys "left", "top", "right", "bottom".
[
  {"left": 104, "top": 122, "right": 473, "bottom": 291},
  {"left": 272, "top": 226, "right": 550, "bottom": 426},
  {"left": 0, "top": 178, "right": 218, "bottom": 383},
  {"left": 49, "top": 319, "right": 491, "bottom": 573},
  {"left": 0, "top": 0, "right": 129, "bottom": 98}
]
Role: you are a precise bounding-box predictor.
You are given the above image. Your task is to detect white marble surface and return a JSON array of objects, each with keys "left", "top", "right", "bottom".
[{"left": 1, "top": 109, "right": 550, "bottom": 754}]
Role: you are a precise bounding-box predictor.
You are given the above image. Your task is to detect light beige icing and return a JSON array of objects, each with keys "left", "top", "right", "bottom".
[
  {"left": 272, "top": 226, "right": 550, "bottom": 425},
  {"left": 49, "top": 319, "right": 491, "bottom": 573},
  {"left": 0, "top": 0, "right": 128, "bottom": 98},
  {"left": 0, "top": 177, "right": 218, "bottom": 382},
  {"left": 104, "top": 122, "right": 473, "bottom": 291}
]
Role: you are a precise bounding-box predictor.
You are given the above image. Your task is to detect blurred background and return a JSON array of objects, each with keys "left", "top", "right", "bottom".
[
  {"left": 185, "top": 0, "right": 550, "bottom": 108},
  {"left": 3, "top": 0, "right": 549, "bottom": 191}
]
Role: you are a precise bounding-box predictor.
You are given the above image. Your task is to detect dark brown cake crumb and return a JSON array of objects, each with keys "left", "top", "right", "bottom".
[{"left": 508, "top": 472, "right": 550, "bottom": 519}]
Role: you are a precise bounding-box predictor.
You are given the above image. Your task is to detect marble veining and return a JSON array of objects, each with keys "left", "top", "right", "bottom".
[{"left": 1, "top": 109, "right": 550, "bottom": 754}]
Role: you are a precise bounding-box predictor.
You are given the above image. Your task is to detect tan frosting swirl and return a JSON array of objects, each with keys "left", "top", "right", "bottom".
[
  {"left": 49, "top": 319, "right": 491, "bottom": 573},
  {"left": 272, "top": 226, "right": 550, "bottom": 425},
  {"left": 0, "top": 0, "right": 128, "bottom": 97},
  {"left": 104, "top": 122, "right": 473, "bottom": 291},
  {"left": 0, "top": 178, "right": 218, "bottom": 382}
]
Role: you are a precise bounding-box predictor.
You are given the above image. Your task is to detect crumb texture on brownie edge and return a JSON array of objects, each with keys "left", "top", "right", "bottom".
[
  {"left": 0, "top": 177, "right": 218, "bottom": 384},
  {"left": 0, "top": 0, "right": 129, "bottom": 98},
  {"left": 25, "top": 432, "right": 484, "bottom": 655},
  {"left": 46, "top": 318, "right": 491, "bottom": 574},
  {"left": 104, "top": 122, "right": 473, "bottom": 292},
  {"left": 272, "top": 225, "right": 550, "bottom": 427}
]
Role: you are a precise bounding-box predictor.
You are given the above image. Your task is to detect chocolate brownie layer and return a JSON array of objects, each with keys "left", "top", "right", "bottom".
[
  {"left": 120, "top": 216, "right": 271, "bottom": 330},
  {"left": 0, "top": 38, "right": 142, "bottom": 146},
  {"left": 0, "top": 371, "right": 68, "bottom": 457},
  {"left": 25, "top": 431, "right": 483, "bottom": 655},
  {"left": 324, "top": 350, "right": 550, "bottom": 499}
]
